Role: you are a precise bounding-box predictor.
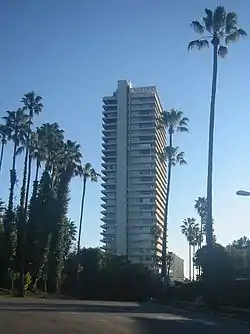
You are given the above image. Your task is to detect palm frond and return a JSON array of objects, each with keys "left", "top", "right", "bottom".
[
  {"left": 179, "top": 116, "right": 189, "bottom": 125},
  {"left": 213, "top": 5, "right": 226, "bottom": 32},
  {"left": 16, "top": 146, "right": 24, "bottom": 156},
  {"left": 177, "top": 126, "right": 189, "bottom": 133},
  {"left": 190, "top": 21, "right": 205, "bottom": 34},
  {"left": 188, "top": 39, "right": 209, "bottom": 51},
  {"left": 218, "top": 45, "right": 228, "bottom": 58},
  {"left": 175, "top": 110, "right": 184, "bottom": 121},
  {"left": 225, "top": 29, "right": 247, "bottom": 44},
  {"left": 225, "top": 12, "right": 238, "bottom": 34},
  {"left": 203, "top": 8, "right": 213, "bottom": 33},
  {"left": 176, "top": 151, "right": 187, "bottom": 165}
]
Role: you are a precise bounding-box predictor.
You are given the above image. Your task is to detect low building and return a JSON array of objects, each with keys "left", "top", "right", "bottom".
[{"left": 169, "top": 252, "right": 184, "bottom": 283}]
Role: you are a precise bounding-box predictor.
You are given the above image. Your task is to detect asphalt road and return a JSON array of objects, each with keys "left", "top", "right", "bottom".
[{"left": 0, "top": 298, "right": 249, "bottom": 333}]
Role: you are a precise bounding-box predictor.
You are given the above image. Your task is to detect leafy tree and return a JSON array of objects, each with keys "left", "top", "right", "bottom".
[
  {"left": 194, "top": 244, "right": 234, "bottom": 306},
  {"left": 181, "top": 218, "right": 198, "bottom": 281},
  {"left": 227, "top": 236, "right": 250, "bottom": 277},
  {"left": 189, "top": 6, "right": 247, "bottom": 247}
]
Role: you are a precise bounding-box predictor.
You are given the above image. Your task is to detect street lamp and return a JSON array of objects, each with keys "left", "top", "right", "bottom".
[{"left": 236, "top": 190, "right": 250, "bottom": 196}]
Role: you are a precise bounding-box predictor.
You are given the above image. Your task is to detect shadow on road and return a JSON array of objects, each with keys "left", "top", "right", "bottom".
[
  {"left": 0, "top": 301, "right": 167, "bottom": 314},
  {"left": 132, "top": 316, "right": 250, "bottom": 334}
]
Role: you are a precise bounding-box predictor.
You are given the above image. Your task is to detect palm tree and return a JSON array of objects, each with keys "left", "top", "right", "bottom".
[
  {"left": 48, "top": 139, "right": 82, "bottom": 293},
  {"left": 38, "top": 123, "right": 64, "bottom": 181},
  {"left": 161, "top": 143, "right": 188, "bottom": 278},
  {"left": 26, "top": 124, "right": 64, "bottom": 282},
  {"left": 63, "top": 218, "right": 77, "bottom": 259},
  {"left": 0, "top": 124, "right": 9, "bottom": 173},
  {"left": 3, "top": 109, "right": 30, "bottom": 213},
  {"left": 194, "top": 197, "right": 207, "bottom": 248},
  {"left": 77, "top": 163, "right": 98, "bottom": 279},
  {"left": 191, "top": 225, "right": 200, "bottom": 280},
  {"left": 21, "top": 92, "right": 43, "bottom": 216},
  {"left": 2, "top": 109, "right": 29, "bottom": 281},
  {"left": 189, "top": 6, "right": 247, "bottom": 247},
  {"left": 151, "top": 223, "right": 162, "bottom": 270},
  {"left": 181, "top": 218, "right": 198, "bottom": 281}
]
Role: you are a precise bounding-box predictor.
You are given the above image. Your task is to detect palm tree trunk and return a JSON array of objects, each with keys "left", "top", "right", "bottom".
[
  {"left": 189, "top": 243, "right": 191, "bottom": 281},
  {"left": 77, "top": 177, "right": 87, "bottom": 284},
  {"left": 8, "top": 140, "right": 18, "bottom": 212},
  {"left": 17, "top": 146, "right": 29, "bottom": 297},
  {"left": 0, "top": 141, "right": 4, "bottom": 172},
  {"left": 162, "top": 132, "right": 173, "bottom": 278},
  {"left": 35, "top": 160, "right": 39, "bottom": 183},
  {"left": 193, "top": 245, "right": 195, "bottom": 281},
  {"left": 20, "top": 147, "right": 29, "bottom": 209},
  {"left": 4, "top": 140, "right": 18, "bottom": 286},
  {"left": 31, "top": 160, "right": 40, "bottom": 201},
  {"left": 24, "top": 153, "right": 33, "bottom": 216},
  {"left": 206, "top": 42, "right": 218, "bottom": 248},
  {"left": 198, "top": 218, "right": 203, "bottom": 277}
]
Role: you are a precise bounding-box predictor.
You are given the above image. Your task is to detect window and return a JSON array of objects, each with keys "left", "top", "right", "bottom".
[
  {"left": 106, "top": 145, "right": 116, "bottom": 150},
  {"left": 106, "top": 158, "right": 116, "bottom": 163},
  {"left": 131, "top": 143, "right": 152, "bottom": 149},
  {"left": 142, "top": 212, "right": 152, "bottom": 217},
  {"left": 139, "top": 198, "right": 153, "bottom": 204},
  {"left": 140, "top": 204, "right": 153, "bottom": 210},
  {"left": 140, "top": 177, "right": 153, "bottom": 182},
  {"left": 139, "top": 149, "right": 151, "bottom": 155},
  {"left": 139, "top": 123, "right": 154, "bottom": 128},
  {"left": 138, "top": 136, "right": 154, "bottom": 141},
  {"left": 105, "top": 118, "right": 117, "bottom": 124},
  {"left": 106, "top": 185, "right": 116, "bottom": 190},
  {"left": 106, "top": 165, "right": 116, "bottom": 170},
  {"left": 106, "top": 213, "right": 116, "bottom": 218},
  {"left": 107, "top": 192, "right": 116, "bottom": 196}
]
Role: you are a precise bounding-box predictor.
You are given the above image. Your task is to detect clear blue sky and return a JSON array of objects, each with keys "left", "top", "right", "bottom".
[{"left": 0, "top": 0, "right": 250, "bottom": 276}]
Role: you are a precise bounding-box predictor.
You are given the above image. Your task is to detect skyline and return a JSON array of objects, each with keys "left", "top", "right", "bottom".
[{"left": 0, "top": 0, "right": 249, "bottom": 276}]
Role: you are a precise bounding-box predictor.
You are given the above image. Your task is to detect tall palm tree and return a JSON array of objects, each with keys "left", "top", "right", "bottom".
[
  {"left": 194, "top": 196, "right": 207, "bottom": 248},
  {"left": 26, "top": 124, "right": 65, "bottom": 280},
  {"left": 181, "top": 218, "right": 197, "bottom": 281},
  {"left": 189, "top": 6, "right": 247, "bottom": 247},
  {"left": 38, "top": 123, "right": 64, "bottom": 181},
  {"left": 191, "top": 225, "right": 200, "bottom": 280},
  {"left": 0, "top": 124, "right": 9, "bottom": 173},
  {"left": 77, "top": 163, "right": 98, "bottom": 265},
  {"left": 0, "top": 199, "right": 4, "bottom": 210},
  {"left": 2, "top": 109, "right": 29, "bottom": 276},
  {"left": 3, "top": 109, "right": 30, "bottom": 211},
  {"left": 21, "top": 92, "right": 43, "bottom": 216},
  {"left": 160, "top": 105, "right": 188, "bottom": 279},
  {"left": 48, "top": 139, "right": 82, "bottom": 293}
]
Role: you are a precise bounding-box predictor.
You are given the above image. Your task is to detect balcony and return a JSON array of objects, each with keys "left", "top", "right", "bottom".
[
  {"left": 101, "top": 149, "right": 116, "bottom": 157},
  {"left": 102, "top": 123, "right": 117, "bottom": 131},
  {"left": 101, "top": 223, "right": 108, "bottom": 229},
  {"left": 102, "top": 113, "right": 117, "bottom": 122},
  {"left": 103, "top": 104, "right": 117, "bottom": 112}
]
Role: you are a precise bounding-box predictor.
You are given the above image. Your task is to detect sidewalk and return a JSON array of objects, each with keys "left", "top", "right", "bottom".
[{"left": 159, "top": 300, "right": 250, "bottom": 323}]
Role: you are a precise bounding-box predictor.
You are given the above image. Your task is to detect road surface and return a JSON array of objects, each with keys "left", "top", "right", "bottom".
[{"left": 0, "top": 298, "right": 249, "bottom": 333}]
